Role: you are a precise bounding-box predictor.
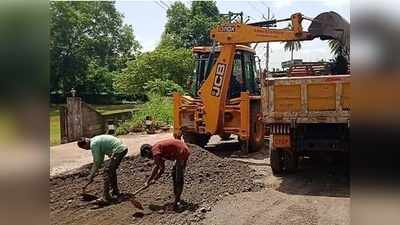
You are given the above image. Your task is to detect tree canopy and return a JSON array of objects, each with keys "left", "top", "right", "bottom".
[
  {"left": 50, "top": 1, "right": 141, "bottom": 94},
  {"left": 50, "top": 1, "right": 222, "bottom": 100},
  {"left": 114, "top": 1, "right": 221, "bottom": 98},
  {"left": 282, "top": 23, "right": 302, "bottom": 62},
  {"left": 161, "top": 1, "right": 220, "bottom": 48},
  {"left": 113, "top": 45, "right": 194, "bottom": 97}
]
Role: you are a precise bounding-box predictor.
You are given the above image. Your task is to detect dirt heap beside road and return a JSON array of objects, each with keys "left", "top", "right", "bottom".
[{"left": 50, "top": 144, "right": 263, "bottom": 225}]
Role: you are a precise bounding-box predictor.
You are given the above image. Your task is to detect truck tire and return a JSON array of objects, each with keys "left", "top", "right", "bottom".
[
  {"left": 248, "top": 101, "right": 265, "bottom": 152},
  {"left": 182, "top": 131, "right": 210, "bottom": 148},
  {"left": 270, "top": 148, "right": 283, "bottom": 174},
  {"left": 270, "top": 147, "right": 298, "bottom": 175},
  {"left": 282, "top": 150, "right": 298, "bottom": 173}
]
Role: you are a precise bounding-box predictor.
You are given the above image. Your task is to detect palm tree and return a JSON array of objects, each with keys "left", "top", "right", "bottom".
[
  {"left": 282, "top": 23, "right": 302, "bottom": 63},
  {"left": 328, "top": 28, "right": 350, "bottom": 60},
  {"left": 328, "top": 39, "right": 349, "bottom": 59}
]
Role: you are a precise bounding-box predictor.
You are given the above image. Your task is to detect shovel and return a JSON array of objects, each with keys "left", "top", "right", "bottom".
[{"left": 128, "top": 183, "right": 153, "bottom": 210}]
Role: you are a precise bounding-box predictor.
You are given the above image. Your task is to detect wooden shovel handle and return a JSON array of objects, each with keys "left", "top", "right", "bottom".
[{"left": 132, "top": 184, "right": 151, "bottom": 196}]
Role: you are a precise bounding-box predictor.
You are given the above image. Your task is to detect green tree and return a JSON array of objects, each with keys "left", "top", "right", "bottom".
[
  {"left": 114, "top": 45, "right": 194, "bottom": 96},
  {"left": 161, "top": 1, "right": 220, "bottom": 48},
  {"left": 49, "top": 1, "right": 141, "bottom": 94},
  {"left": 282, "top": 23, "right": 302, "bottom": 63},
  {"left": 328, "top": 39, "right": 349, "bottom": 59},
  {"left": 145, "top": 79, "right": 184, "bottom": 96},
  {"left": 85, "top": 61, "right": 116, "bottom": 94}
]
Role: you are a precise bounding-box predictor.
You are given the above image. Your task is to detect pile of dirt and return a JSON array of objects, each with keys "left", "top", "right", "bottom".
[{"left": 50, "top": 144, "right": 263, "bottom": 225}]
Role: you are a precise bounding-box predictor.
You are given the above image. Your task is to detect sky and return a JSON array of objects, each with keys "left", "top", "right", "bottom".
[{"left": 115, "top": 0, "right": 350, "bottom": 70}]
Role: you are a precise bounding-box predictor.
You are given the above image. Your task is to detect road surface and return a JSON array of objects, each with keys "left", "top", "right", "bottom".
[{"left": 50, "top": 133, "right": 350, "bottom": 225}]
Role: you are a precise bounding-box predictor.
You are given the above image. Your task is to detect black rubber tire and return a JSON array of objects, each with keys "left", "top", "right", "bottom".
[
  {"left": 219, "top": 133, "right": 231, "bottom": 140},
  {"left": 248, "top": 101, "right": 265, "bottom": 153},
  {"left": 270, "top": 148, "right": 283, "bottom": 174},
  {"left": 182, "top": 131, "right": 210, "bottom": 148},
  {"left": 239, "top": 139, "right": 249, "bottom": 154},
  {"left": 270, "top": 147, "right": 298, "bottom": 174},
  {"left": 282, "top": 150, "right": 298, "bottom": 173}
]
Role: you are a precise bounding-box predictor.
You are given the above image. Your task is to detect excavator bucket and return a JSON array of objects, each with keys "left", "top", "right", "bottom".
[{"left": 309, "top": 11, "right": 350, "bottom": 53}]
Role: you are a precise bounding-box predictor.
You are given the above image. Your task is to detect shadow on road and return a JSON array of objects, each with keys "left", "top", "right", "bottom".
[
  {"left": 205, "top": 138, "right": 269, "bottom": 161},
  {"left": 276, "top": 156, "right": 350, "bottom": 198},
  {"left": 203, "top": 138, "right": 350, "bottom": 198}
]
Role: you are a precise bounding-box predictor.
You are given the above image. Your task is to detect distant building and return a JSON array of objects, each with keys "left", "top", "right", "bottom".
[{"left": 281, "top": 59, "right": 303, "bottom": 70}]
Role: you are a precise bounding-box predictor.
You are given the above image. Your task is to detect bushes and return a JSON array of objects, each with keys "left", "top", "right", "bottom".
[
  {"left": 113, "top": 46, "right": 194, "bottom": 97},
  {"left": 115, "top": 94, "right": 173, "bottom": 135},
  {"left": 145, "top": 79, "right": 184, "bottom": 96}
]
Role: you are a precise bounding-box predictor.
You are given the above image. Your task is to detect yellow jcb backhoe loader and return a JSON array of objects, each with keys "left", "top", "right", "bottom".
[{"left": 173, "top": 11, "right": 348, "bottom": 153}]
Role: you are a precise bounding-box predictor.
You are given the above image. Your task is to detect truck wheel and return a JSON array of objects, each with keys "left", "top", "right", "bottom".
[
  {"left": 182, "top": 131, "right": 210, "bottom": 148},
  {"left": 219, "top": 133, "right": 232, "bottom": 140},
  {"left": 270, "top": 148, "right": 298, "bottom": 174},
  {"left": 270, "top": 148, "right": 283, "bottom": 174},
  {"left": 248, "top": 101, "right": 265, "bottom": 152},
  {"left": 282, "top": 150, "right": 298, "bottom": 173},
  {"left": 239, "top": 139, "right": 249, "bottom": 154}
]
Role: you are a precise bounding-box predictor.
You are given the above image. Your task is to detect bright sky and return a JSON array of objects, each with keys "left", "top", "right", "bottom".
[{"left": 115, "top": 0, "right": 350, "bottom": 70}]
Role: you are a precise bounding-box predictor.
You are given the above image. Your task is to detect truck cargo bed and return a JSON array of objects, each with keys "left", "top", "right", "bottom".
[{"left": 262, "top": 74, "right": 350, "bottom": 124}]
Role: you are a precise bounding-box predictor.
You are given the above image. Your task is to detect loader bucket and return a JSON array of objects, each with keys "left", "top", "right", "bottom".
[{"left": 309, "top": 11, "right": 350, "bottom": 52}]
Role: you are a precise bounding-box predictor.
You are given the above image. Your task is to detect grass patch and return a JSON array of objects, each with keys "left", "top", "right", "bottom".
[
  {"left": 115, "top": 94, "right": 172, "bottom": 135},
  {"left": 50, "top": 109, "right": 61, "bottom": 146}
]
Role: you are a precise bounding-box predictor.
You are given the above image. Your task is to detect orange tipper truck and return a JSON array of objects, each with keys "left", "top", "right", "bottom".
[
  {"left": 263, "top": 73, "right": 350, "bottom": 174},
  {"left": 261, "top": 11, "right": 351, "bottom": 174}
]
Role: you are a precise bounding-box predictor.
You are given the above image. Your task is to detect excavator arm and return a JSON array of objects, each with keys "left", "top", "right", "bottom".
[
  {"left": 210, "top": 13, "right": 314, "bottom": 45},
  {"left": 198, "top": 11, "right": 349, "bottom": 135},
  {"left": 199, "top": 13, "right": 314, "bottom": 134}
]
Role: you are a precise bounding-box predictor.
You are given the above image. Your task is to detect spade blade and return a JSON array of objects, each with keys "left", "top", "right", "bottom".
[{"left": 129, "top": 197, "right": 144, "bottom": 210}]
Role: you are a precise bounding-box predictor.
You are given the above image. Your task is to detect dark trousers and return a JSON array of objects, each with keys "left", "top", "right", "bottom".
[
  {"left": 172, "top": 159, "right": 186, "bottom": 203},
  {"left": 103, "top": 149, "right": 128, "bottom": 200}
]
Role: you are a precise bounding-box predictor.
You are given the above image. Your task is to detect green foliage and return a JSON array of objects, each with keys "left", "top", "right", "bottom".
[
  {"left": 114, "top": 46, "right": 194, "bottom": 96},
  {"left": 282, "top": 23, "right": 302, "bottom": 62},
  {"left": 50, "top": 1, "right": 141, "bottom": 94},
  {"left": 119, "top": 1, "right": 221, "bottom": 98},
  {"left": 283, "top": 40, "right": 302, "bottom": 52},
  {"left": 328, "top": 39, "right": 349, "bottom": 59},
  {"left": 161, "top": 1, "right": 221, "bottom": 48},
  {"left": 115, "top": 94, "right": 173, "bottom": 135},
  {"left": 145, "top": 79, "right": 184, "bottom": 96},
  {"left": 50, "top": 109, "right": 61, "bottom": 146},
  {"left": 115, "top": 121, "right": 132, "bottom": 136},
  {"left": 86, "top": 61, "right": 116, "bottom": 94}
]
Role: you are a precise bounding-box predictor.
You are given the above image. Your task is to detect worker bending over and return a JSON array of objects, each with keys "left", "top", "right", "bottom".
[
  {"left": 140, "top": 139, "right": 191, "bottom": 210},
  {"left": 77, "top": 134, "right": 128, "bottom": 203}
]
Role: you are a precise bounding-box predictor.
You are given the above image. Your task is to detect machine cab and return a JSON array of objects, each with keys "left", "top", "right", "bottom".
[{"left": 191, "top": 45, "right": 260, "bottom": 98}]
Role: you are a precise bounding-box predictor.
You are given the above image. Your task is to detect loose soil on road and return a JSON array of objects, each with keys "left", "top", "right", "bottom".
[
  {"left": 50, "top": 144, "right": 263, "bottom": 225},
  {"left": 202, "top": 142, "right": 350, "bottom": 225}
]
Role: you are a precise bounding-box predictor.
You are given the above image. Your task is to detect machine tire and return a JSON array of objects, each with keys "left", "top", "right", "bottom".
[
  {"left": 282, "top": 150, "right": 298, "bottom": 173},
  {"left": 239, "top": 139, "right": 249, "bottom": 154},
  {"left": 270, "top": 148, "right": 283, "bottom": 174},
  {"left": 248, "top": 101, "right": 265, "bottom": 152},
  {"left": 219, "top": 133, "right": 232, "bottom": 140},
  {"left": 182, "top": 131, "right": 210, "bottom": 148},
  {"left": 270, "top": 147, "right": 298, "bottom": 175}
]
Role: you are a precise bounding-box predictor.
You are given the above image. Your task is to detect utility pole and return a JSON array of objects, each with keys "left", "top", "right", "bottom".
[{"left": 265, "top": 7, "right": 270, "bottom": 73}]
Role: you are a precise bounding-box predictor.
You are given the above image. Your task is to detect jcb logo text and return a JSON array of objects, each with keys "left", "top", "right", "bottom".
[{"left": 211, "top": 63, "right": 226, "bottom": 97}]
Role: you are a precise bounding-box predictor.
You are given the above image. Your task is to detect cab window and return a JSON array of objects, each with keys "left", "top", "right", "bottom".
[{"left": 243, "top": 52, "right": 257, "bottom": 94}]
